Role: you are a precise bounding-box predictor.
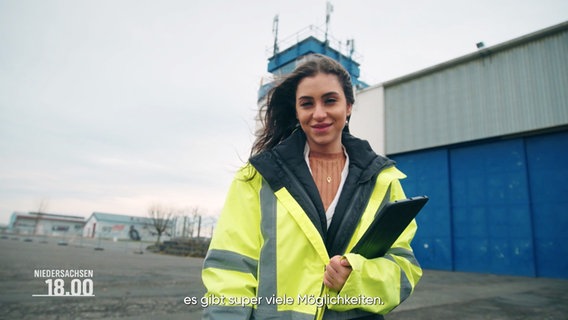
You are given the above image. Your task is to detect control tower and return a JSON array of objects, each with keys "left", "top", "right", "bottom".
[{"left": 258, "top": 15, "right": 368, "bottom": 103}]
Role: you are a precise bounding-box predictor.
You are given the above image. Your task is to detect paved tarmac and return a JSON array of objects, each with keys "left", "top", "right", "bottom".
[{"left": 1, "top": 235, "right": 567, "bottom": 319}]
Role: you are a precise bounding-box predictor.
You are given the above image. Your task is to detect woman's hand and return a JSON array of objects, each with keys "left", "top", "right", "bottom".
[{"left": 323, "top": 255, "right": 352, "bottom": 292}]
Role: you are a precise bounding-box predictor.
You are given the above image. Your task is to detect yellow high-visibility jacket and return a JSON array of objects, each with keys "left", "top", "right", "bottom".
[{"left": 202, "top": 130, "right": 422, "bottom": 319}]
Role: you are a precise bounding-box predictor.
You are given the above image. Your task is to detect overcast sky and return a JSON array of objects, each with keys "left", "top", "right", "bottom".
[{"left": 1, "top": 0, "right": 567, "bottom": 225}]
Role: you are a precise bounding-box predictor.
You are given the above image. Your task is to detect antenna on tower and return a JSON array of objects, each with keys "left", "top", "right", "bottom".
[
  {"left": 272, "top": 14, "right": 279, "bottom": 55},
  {"left": 347, "top": 39, "right": 355, "bottom": 58},
  {"left": 324, "top": 1, "right": 333, "bottom": 44}
]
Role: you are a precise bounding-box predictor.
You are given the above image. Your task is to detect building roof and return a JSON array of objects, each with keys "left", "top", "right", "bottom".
[
  {"left": 11, "top": 211, "right": 85, "bottom": 224},
  {"left": 87, "top": 212, "right": 152, "bottom": 224},
  {"left": 382, "top": 20, "right": 568, "bottom": 87}
]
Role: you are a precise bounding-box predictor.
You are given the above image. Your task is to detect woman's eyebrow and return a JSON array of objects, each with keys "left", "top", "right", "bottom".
[
  {"left": 322, "top": 91, "right": 340, "bottom": 98},
  {"left": 298, "top": 92, "right": 339, "bottom": 100}
]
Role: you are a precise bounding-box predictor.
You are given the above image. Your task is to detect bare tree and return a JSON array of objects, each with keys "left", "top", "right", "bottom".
[
  {"left": 189, "top": 206, "right": 202, "bottom": 238},
  {"left": 147, "top": 204, "right": 174, "bottom": 245},
  {"left": 34, "top": 198, "right": 49, "bottom": 235},
  {"left": 177, "top": 206, "right": 205, "bottom": 239}
]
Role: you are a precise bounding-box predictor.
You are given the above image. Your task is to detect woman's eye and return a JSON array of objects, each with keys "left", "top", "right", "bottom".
[
  {"left": 300, "top": 102, "right": 313, "bottom": 107},
  {"left": 325, "top": 98, "right": 337, "bottom": 104}
]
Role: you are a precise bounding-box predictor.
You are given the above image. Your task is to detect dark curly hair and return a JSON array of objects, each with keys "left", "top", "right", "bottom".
[{"left": 251, "top": 54, "right": 355, "bottom": 156}]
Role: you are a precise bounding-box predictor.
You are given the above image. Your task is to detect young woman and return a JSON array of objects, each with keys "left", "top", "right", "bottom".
[{"left": 202, "top": 54, "right": 421, "bottom": 319}]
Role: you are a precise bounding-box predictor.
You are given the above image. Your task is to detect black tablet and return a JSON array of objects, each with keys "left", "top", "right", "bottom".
[{"left": 350, "top": 196, "right": 429, "bottom": 259}]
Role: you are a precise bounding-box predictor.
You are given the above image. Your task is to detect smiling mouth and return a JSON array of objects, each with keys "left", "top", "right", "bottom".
[{"left": 312, "top": 123, "right": 332, "bottom": 129}]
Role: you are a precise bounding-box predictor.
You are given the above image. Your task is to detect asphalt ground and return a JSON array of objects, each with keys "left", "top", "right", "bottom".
[{"left": 1, "top": 235, "right": 567, "bottom": 320}]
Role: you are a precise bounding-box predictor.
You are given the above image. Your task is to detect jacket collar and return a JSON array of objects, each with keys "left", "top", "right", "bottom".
[
  {"left": 251, "top": 129, "right": 327, "bottom": 236},
  {"left": 270, "top": 129, "right": 390, "bottom": 180}
]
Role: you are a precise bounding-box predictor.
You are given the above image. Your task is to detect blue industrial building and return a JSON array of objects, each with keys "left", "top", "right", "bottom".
[{"left": 383, "top": 21, "right": 568, "bottom": 279}]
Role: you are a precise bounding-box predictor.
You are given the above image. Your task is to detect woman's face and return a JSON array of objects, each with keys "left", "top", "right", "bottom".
[{"left": 295, "top": 73, "right": 352, "bottom": 154}]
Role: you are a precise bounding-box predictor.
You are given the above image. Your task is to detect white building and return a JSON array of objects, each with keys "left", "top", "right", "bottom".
[
  {"left": 8, "top": 211, "right": 85, "bottom": 237},
  {"left": 83, "top": 212, "right": 172, "bottom": 242}
]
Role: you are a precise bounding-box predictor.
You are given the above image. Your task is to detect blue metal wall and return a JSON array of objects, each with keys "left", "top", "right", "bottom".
[
  {"left": 391, "top": 130, "right": 568, "bottom": 278},
  {"left": 525, "top": 131, "right": 568, "bottom": 278},
  {"left": 393, "top": 149, "right": 453, "bottom": 270}
]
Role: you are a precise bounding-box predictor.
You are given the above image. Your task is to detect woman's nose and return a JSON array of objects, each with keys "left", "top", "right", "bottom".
[{"left": 313, "top": 103, "right": 326, "bottom": 120}]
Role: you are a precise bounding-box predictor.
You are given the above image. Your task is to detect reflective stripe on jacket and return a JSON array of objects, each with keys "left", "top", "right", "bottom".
[{"left": 202, "top": 130, "right": 422, "bottom": 319}]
